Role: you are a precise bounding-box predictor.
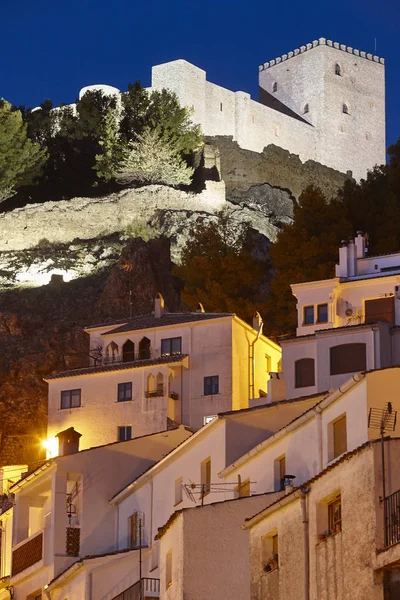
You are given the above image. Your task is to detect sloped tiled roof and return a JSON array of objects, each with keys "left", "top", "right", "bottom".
[
  {"left": 103, "top": 312, "right": 234, "bottom": 335},
  {"left": 45, "top": 354, "right": 188, "bottom": 380}
]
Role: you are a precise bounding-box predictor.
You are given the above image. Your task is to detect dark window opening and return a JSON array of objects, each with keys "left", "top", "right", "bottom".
[
  {"left": 329, "top": 496, "right": 342, "bottom": 534},
  {"left": 138, "top": 337, "right": 151, "bottom": 360},
  {"left": 333, "top": 416, "right": 347, "bottom": 458},
  {"left": 122, "top": 339, "right": 135, "bottom": 362},
  {"left": 272, "top": 82, "right": 278, "bottom": 93},
  {"left": 295, "top": 358, "right": 315, "bottom": 388},
  {"left": 61, "top": 389, "right": 81, "bottom": 409},
  {"left": 161, "top": 337, "right": 182, "bottom": 356},
  {"left": 335, "top": 63, "right": 342, "bottom": 76},
  {"left": 303, "top": 305, "right": 314, "bottom": 325},
  {"left": 317, "top": 303, "right": 328, "bottom": 323},
  {"left": 343, "top": 103, "right": 349, "bottom": 115},
  {"left": 303, "top": 103, "right": 309, "bottom": 114},
  {"left": 204, "top": 375, "right": 219, "bottom": 395},
  {"left": 118, "top": 426, "right": 132, "bottom": 441},
  {"left": 330, "top": 343, "right": 366, "bottom": 375},
  {"left": 118, "top": 382, "right": 132, "bottom": 402}
]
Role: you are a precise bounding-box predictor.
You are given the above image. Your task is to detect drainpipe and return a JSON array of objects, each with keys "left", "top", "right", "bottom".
[
  {"left": 301, "top": 486, "right": 310, "bottom": 600},
  {"left": 189, "top": 326, "right": 193, "bottom": 429}
]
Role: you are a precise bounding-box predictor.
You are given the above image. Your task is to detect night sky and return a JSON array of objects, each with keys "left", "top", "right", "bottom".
[{"left": 2, "top": 0, "right": 399, "bottom": 148}]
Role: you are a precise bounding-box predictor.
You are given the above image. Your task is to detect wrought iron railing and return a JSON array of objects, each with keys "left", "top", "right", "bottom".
[
  {"left": 145, "top": 389, "right": 164, "bottom": 398},
  {"left": 91, "top": 352, "right": 185, "bottom": 367},
  {"left": 112, "top": 577, "right": 160, "bottom": 600},
  {"left": 345, "top": 310, "right": 395, "bottom": 326},
  {"left": 385, "top": 489, "right": 400, "bottom": 547}
]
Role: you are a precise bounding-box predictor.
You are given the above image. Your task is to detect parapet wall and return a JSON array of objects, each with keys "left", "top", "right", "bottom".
[{"left": 0, "top": 182, "right": 226, "bottom": 252}]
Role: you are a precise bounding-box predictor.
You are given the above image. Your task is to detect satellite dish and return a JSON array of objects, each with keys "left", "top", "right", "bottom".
[{"left": 345, "top": 308, "right": 353, "bottom": 317}]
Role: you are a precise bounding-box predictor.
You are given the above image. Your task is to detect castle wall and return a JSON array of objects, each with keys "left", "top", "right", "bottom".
[{"left": 260, "top": 39, "right": 386, "bottom": 180}]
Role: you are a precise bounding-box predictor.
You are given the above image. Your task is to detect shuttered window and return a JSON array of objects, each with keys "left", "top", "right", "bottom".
[
  {"left": 365, "top": 297, "right": 394, "bottom": 324},
  {"left": 295, "top": 358, "right": 315, "bottom": 388},
  {"left": 330, "top": 343, "right": 366, "bottom": 375}
]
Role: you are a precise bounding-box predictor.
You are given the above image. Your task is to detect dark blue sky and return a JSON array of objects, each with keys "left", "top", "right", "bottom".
[{"left": 2, "top": 0, "right": 399, "bottom": 148}]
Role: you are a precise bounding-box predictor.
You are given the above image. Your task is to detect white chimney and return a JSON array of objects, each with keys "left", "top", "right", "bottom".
[
  {"left": 355, "top": 231, "right": 365, "bottom": 258},
  {"left": 336, "top": 240, "right": 348, "bottom": 278},
  {"left": 267, "top": 372, "right": 286, "bottom": 402},
  {"left": 347, "top": 238, "right": 357, "bottom": 277},
  {"left": 155, "top": 293, "right": 165, "bottom": 318}
]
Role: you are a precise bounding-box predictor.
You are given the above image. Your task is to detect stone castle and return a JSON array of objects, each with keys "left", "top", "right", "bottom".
[{"left": 77, "top": 37, "right": 386, "bottom": 181}]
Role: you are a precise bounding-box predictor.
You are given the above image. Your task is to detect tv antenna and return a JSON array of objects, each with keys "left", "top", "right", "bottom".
[
  {"left": 183, "top": 476, "right": 256, "bottom": 506},
  {"left": 368, "top": 402, "right": 397, "bottom": 546}
]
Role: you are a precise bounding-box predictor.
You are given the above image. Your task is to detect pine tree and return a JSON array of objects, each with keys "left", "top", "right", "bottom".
[
  {"left": 0, "top": 101, "right": 47, "bottom": 203},
  {"left": 116, "top": 127, "right": 194, "bottom": 187}
]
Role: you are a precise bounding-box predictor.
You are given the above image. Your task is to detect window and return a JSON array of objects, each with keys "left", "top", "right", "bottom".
[
  {"left": 156, "top": 372, "right": 163, "bottom": 392},
  {"left": 220, "top": 102, "right": 223, "bottom": 111},
  {"left": 262, "top": 532, "right": 279, "bottom": 572},
  {"left": 343, "top": 103, "right": 349, "bottom": 115},
  {"left": 295, "top": 358, "right": 315, "bottom": 388},
  {"left": 201, "top": 457, "right": 211, "bottom": 496},
  {"left": 165, "top": 550, "right": 173, "bottom": 589},
  {"left": 128, "top": 512, "right": 139, "bottom": 547},
  {"left": 272, "top": 82, "right": 278, "bottom": 92},
  {"left": 237, "top": 477, "right": 250, "bottom": 498},
  {"left": 303, "top": 305, "right": 314, "bottom": 325},
  {"left": 204, "top": 375, "right": 219, "bottom": 395},
  {"left": 61, "top": 389, "right": 81, "bottom": 409},
  {"left": 118, "top": 426, "right": 132, "bottom": 441},
  {"left": 335, "top": 63, "right": 342, "bottom": 76},
  {"left": 122, "top": 339, "right": 135, "bottom": 362},
  {"left": 265, "top": 354, "right": 271, "bottom": 373},
  {"left": 204, "top": 415, "right": 217, "bottom": 425},
  {"left": 139, "top": 336, "right": 151, "bottom": 360},
  {"left": 118, "top": 382, "right": 132, "bottom": 402},
  {"left": 303, "top": 103, "right": 309, "bottom": 114},
  {"left": 365, "top": 297, "right": 395, "bottom": 324},
  {"left": 161, "top": 337, "right": 182, "bottom": 356},
  {"left": 328, "top": 496, "right": 342, "bottom": 534},
  {"left": 175, "top": 477, "right": 183, "bottom": 505},
  {"left": 330, "top": 343, "right": 366, "bottom": 375},
  {"left": 317, "top": 303, "right": 328, "bottom": 323},
  {"left": 274, "top": 455, "right": 286, "bottom": 491},
  {"left": 331, "top": 415, "right": 347, "bottom": 459},
  {"left": 147, "top": 373, "right": 155, "bottom": 393},
  {"left": 106, "top": 341, "right": 118, "bottom": 362}
]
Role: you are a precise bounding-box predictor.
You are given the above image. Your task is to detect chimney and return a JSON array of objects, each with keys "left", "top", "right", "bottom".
[
  {"left": 253, "top": 311, "right": 263, "bottom": 333},
  {"left": 347, "top": 238, "right": 357, "bottom": 277},
  {"left": 154, "top": 293, "right": 165, "bottom": 318},
  {"left": 197, "top": 302, "right": 205, "bottom": 313},
  {"left": 355, "top": 231, "right": 365, "bottom": 258},
  {"left": 283, "top": 475, "right": 296, "bottom": 495},
  {"left": 267, "top": 372, "right": 286, "bottom": 402},
  {"left": 56, "top": 428, "right": 82, "bottom": 456},
  {"left": 336, "top": 240, "right": 348, "bottom": 278}
]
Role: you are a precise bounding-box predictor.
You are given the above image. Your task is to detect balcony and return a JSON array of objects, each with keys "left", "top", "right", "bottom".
[
  {"left": 112, "top": 577, "right": 160, "bottom": 600},
  {"left": 12, "top": 530, "right": 43, "bottom": 577},
  {"left": 100, "top": 352, "right": 185, "bottom": 367},
  {"left": 385, "top": 490, "right": 400, "bottom": 548}
]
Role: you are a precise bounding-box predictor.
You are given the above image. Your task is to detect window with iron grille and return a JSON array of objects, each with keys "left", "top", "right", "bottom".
[
  {"left": 61, "top": 389, "right": 81, "bottom": 409},
  {"left": 118, "top": 382, "right": 132, "bottom": 402},
  {"left": 128, "top": 512, "right": 141, "bottom": 548},
  {"left": 66, "top": 526, "right": 80, "bottom": 556},
  {"left": 329, "top": 496, "right": 342, "bottom": 534},
  {"left": 161, "top": 337, "right": 182, "bottom": 356},
  {"left": 204, "top": 376, "right": 219, "bottom": 396}
]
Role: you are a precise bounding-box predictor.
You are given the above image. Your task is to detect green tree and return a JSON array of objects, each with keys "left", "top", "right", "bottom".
[
  {"left": 116, "top": 127, "right": 194, "bottom": 186},
  {"left": 174, "top": 211, "right": 269, "bottom": 322},
  {"left": 266, "top": 187, "right": 352, "bottom": 337},
  {"left": 0, "top": 101, "right": 47, "bottom": 203}
]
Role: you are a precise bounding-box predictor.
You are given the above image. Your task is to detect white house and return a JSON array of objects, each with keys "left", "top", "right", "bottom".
[
  {"left": 280, "top": 234, "right": 400, "bottom": 399},
  {"left": 45, "top": 296, "right": 281, "bottom": 451}
]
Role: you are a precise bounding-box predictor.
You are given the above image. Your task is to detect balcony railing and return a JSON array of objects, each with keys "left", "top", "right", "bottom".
[
  {"left": 12, "top": 531, "right": 43, "bottom": 577},
  {"left": 91, "top": 352, "right": 185, "bottom": 368},
  {"left": 345, "top": 310, "right": 395, "bottom": 327},
  {"left": 385, "top": 490, "right": 400, "bottom": 547},
  {"left": 112, "top": 577, "right": 160, "bottom": 600},
  {"left": 145, "top": 389, "right": 164, "bottom": 398}
]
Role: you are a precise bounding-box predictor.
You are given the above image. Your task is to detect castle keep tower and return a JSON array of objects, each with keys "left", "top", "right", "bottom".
[{"left": 258, "top": 38, "right": 386, "bottom": 179}]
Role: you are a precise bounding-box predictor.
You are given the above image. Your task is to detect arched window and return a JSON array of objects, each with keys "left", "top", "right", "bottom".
[
  {"left": 330, "top": 343, "right": 366, "bottom": 376},
  {"left": 303, "top": 103, "right": 309, "bottom": 115},
  {"left": 156, "top": 373, "right": 163, "bottom": 393},
  {"left": 335, "top": 63, "right": 342, "bottom": 76},
  {"left": 272, "top": 82, "right": 278, "bottom": 93},
  {"left": 295, "top": 358, "right": 315, "bottom": 388},
  {"left": 139, "top": 337, "right": 151, "bottom": 360},
  {"left": 147, "top": 373, "right": 155, "bottom": 393},
  {"left": 106, "top": 341, "right": 119, "bottom": 363},
  {"left": 122, "top": 340, "right": 135, "bottom": 362},
  {"left": 343, "top": 103, "right": 349, "bottom": 115}
]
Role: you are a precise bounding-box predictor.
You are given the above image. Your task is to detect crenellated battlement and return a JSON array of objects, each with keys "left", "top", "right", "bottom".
[{"left": 259, "top": 37, "right": 385, "bottom": 72}]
